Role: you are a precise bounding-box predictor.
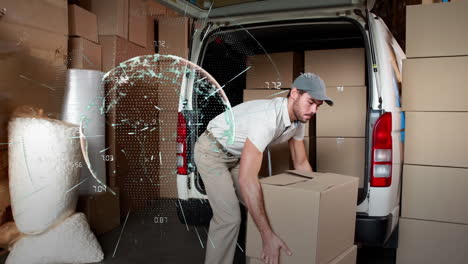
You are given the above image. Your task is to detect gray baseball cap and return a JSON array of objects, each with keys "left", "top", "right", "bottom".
[{"left": 292, "top": 73, "right": 334, "bottom": 106}]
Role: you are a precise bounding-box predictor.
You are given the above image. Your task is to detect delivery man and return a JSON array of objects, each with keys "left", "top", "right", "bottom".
[{"left": 194, "top": 73, "right": 334, "bottom": 264}]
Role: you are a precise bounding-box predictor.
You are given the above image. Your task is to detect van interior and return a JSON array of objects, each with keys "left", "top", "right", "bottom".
[{"left": 194, "top": 18, "right": 369, "bottom": 203}]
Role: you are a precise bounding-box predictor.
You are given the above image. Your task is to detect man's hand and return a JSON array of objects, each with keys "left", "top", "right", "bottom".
[{"left": 261, "top": 232, "right": 292, "bottom": 264}]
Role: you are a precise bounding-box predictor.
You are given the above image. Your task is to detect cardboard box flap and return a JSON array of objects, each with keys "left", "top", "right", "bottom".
[
  {"left": 288, "top": 171, "right": 357, "bottom": 187},
  {"left": 260, "top": 170, "right": 317, "bottom": 186},
  {"left": 285, "top": 170, "right": 316, "bottom": 179},
  {"left": 260, "top": 170, "right": 353, "bottom": 193},
  {"left": 260, "top": 174, "right": 308, "bottom": 186}
]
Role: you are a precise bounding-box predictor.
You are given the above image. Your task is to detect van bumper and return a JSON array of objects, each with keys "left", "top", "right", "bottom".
[{"left": 355, "top": 213, "right": 393, "bottom": 246}]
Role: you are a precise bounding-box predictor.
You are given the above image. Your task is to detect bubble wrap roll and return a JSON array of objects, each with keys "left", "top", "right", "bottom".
[
  {"left": 8, "top": 117, "right": 81, "bottom": 235},
  {"left": 62, "top": 69, "right": 106, "bottom": 195}
]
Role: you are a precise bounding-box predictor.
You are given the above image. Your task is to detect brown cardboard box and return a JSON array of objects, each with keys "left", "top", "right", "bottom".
[
  {"left": 104, "top": 74, "right": 160, "bottom": 211},
  {"left": 158, "top": 169, "right": 178, "bottom": 198},
  {"left": 0, "top": 21, "right": 68, "bottom": 58},
  {"left": 77, "top": 189, "right": 120, "bottom": 235},
  {"left": 68, "top": 37, "right": 102, "bottom": 70},
  {"left": 328, "top": 245, "right": 357, "bottom": 264},
  {"left": 258, "top": 138, "right": 310, "bottom": 178},
  {"left": 258, "top": 142, "right": 291, "bottom": 177},
  {"left": 129, "top": 0, "right": 148, "bottom": 48},
  {"left": 158, "top": 17, "right": 190, "bottom": 59},
  {"left": 75, "top": 0, "right": 92, "bottom": 10},
  {"left": 159, "top": 112, "right": 178, "bottom": 142},
  {"left": 0, "top": 178, "right": 10, "bottom": 210},
  {"left": 156, "top": 59, "right": 183, "bottom": 198},
  {"left": 246, "top": 170, "right": 358, "bottom": 264},
  {"left": 1, "top": 0, "right": 68, "bottom": 35},
  {"left": 316, "top": 137, "right": 365, "bottom": 188},
  {"left": 248, "top": 245, "right": 356, "bottom": 264},
  {"left": 243, "top": 89, "right": 289, "bottom": 101},
  {"left": 304, "top": 136, "right": 310, "bottom": 158},
  {"left": 158, "top": 140, "right": 178, "bottom": 198},
  {"left": 402, "top": 165, "right": 468, "bottom": 224},
  {"left": 402, "top": 57, "right": 468, "bottom": 112},
  {"left": 404, "top": 112, "right": 468, "bottom": 168},
  {"left": 158, "top": 94, "right": 180, "bottom": 140},
  {"left": 397, "top": 218, "right": 468, "bottom": 264},
  {"left": 305, "top": 48, "right": 365, "bottom": 87},
  {"left": 406, "top": 1, "right": 468, "bottom": 58},
  {"left": 157, "top": 59, "right": 180, "bottom": 138},
  {"left": 246, "top": 257, "right": 264, "bottom": 264},
  {"left": 99, "top": 35, "right": 151, "bottom": 72},
  {"left": 246, "top": 52, "right": 303, "bottom": 89},
  {"left": 0, "top": 21, "right": 68, "bottom": 115},
  {"left": 68, "top": 5, "right": 99, "bottom": 43},
  {"left": 316, "top": 86, "right": 366, "bottom": 137},
  {"left": 147, "top": 1, "right": 167, "bottom": 16},
  {"left": 243, "top": 89, "right": 310, "bottom": 136},
  {"left": 166, "top": 8, "right": 183, "bottom": 17},
  {"left": 91, "top": 0, "right": 129, "bottom": 39},
  {"left": 159, "top": 140, "right": 178, "bottom": 171}
]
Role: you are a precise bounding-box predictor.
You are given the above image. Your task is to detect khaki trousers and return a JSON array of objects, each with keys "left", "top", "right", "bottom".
[{"left": 194, "top": 132, "right": 245, "bottom": 264}]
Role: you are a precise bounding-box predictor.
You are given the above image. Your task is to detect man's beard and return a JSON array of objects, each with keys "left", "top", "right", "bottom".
[{"left": 293, "top": 104, "right": 308, "bottom": 123}]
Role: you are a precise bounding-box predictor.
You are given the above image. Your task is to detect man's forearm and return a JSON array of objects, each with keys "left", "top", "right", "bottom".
[
  {"left": 240, "top": 178, "right": 273, "bottom": 238},
  {"left": 238, "top": 139, "right": 274, "bottom": 239},
  {"left": 294, "top": 159, "right": 313, "bottom": 172}
]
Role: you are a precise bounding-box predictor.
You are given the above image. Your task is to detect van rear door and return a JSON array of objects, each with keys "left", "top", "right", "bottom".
[
  {"left": 158, "top": 0, "right": 373, "bottom": 20},
  {"left": 157, "top": 0, "right": 373, "bottom": 109}
]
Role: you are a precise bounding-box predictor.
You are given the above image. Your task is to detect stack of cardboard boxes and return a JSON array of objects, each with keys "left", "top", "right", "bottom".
[
  {"left": 151, "top": 2, "right": 191, "bottom": 199},
  {"left": 156, "top": 58, "right": 183, "bottom": 199},
  {"left": 0, "top": 0, "right": 191, "bottom": 233},
  {"left": 68, "top": 0, "right": 162, "bottom": 231},
  {"left": 67, "top": 1, "right": 137, "bottom": 235},
  {"left": 244, "top": 52, "right": 304, "bottom": 177},
  {"left": 85, "top": 0, "right": 156, "bottom": 219},
  {"left": 246, "top": 170, "right": 359, "bottom": 264},
  {"left": 0, "top": 0, "right": 68, "bottom": 115},
  {"left": 90, "top": 0, "right": 192, "bottom": 201},
  {"left": 89, "top": 0, "right": 154, "bottom": 72},
  {"left": 68, "top": 4, "right": 101, "bottom": 70},
  {"left": 0, "top": 0, "right": 69, "bottom": 245},
  {"left": 397, "top": 1, "right": 468, "bottom": 263},
  {"left": 305, "top": 48, "right": 366, "bottom": 188}
]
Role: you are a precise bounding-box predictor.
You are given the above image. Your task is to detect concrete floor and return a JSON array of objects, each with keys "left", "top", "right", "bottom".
[{"left": 0, "top": 199, "right": 396, "bottom": 264}]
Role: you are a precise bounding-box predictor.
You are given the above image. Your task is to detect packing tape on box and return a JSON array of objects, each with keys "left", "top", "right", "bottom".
[
  {"left": 62, "top": 69, "right": 106, "bottom": 195},
  {"left": 336, "top": 137, "right": 345, "bottom": 145}
]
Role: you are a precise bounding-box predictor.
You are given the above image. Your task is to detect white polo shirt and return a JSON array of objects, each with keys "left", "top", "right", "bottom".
[{"left": 207, "top": 97, "right": 305, "bottom": 156}]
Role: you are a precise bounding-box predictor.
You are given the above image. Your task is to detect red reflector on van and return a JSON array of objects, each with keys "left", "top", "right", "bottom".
[
  {"left": 177, "top": 112, "right": 188, "bottom": 175},
  {"left": 371, "top": 112, "right": 392, "bottom": 187}
]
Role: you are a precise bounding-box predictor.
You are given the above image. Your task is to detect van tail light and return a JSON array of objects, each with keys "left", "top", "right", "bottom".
[
  {"left": 371, "top": 112, "right": 392, "bottom": 187},
  {"left": 176, "top": 112, "right": 188, "bottom": 175}
]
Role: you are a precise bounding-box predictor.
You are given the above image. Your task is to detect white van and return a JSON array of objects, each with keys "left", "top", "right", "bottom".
[{"left": 165, "top": 0, "right": 405, "bottom": 247}]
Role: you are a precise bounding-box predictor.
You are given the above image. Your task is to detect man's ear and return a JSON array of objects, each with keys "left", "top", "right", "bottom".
[{"left": 290, "top": 87, "right": 299, "bottom": 100}]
